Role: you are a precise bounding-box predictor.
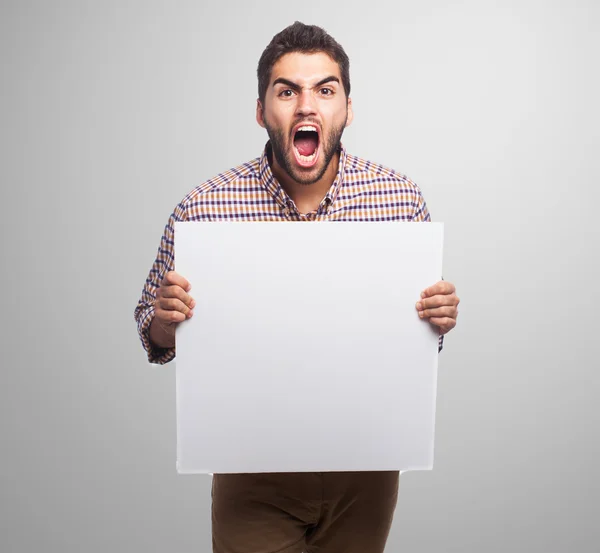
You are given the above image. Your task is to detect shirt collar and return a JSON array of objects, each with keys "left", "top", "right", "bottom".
[{"left": 258, "top": 141, "right": 347, "bottom": 212}]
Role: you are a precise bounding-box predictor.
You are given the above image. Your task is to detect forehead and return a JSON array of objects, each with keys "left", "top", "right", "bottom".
[{"left": 270, "top": 52, "right": 341, "bottom": 84}]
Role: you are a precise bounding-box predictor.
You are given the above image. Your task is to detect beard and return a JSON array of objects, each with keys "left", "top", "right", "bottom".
[{"left": 264, "top": 115, "right": 347, "bottom": 185}]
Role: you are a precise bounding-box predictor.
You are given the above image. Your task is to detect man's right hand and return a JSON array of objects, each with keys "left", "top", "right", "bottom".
[{"left": 149, "top": 270, "right": 195, "bottom": 348}]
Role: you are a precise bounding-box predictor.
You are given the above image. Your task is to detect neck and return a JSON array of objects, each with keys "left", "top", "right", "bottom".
[{"left": 270, "top": 149, "right": 340, "bottom": 214}]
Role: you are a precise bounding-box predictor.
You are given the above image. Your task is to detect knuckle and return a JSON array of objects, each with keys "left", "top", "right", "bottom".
[{"left": 174, "top": 286, "right": 186, "bottom": 301}]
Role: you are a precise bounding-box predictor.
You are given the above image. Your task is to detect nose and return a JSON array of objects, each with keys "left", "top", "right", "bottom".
[{"left": 295, "top": 89, "right": 317, "bottom": 117}]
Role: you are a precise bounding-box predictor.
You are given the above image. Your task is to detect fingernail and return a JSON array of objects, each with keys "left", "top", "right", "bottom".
[
  {"left": 188, "top": 310, "right": 194, "bottom": 318},
  {"left": 421, "top": 292, "right": 426, "bottom": 299},
  {"left": 419, "top": 311, "right": 424, "bottom": 318},
  {"left": 416, "top": 302, "right": 422, "bottom": 310}
]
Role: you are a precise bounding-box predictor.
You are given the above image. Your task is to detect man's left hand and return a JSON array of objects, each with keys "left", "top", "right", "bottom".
[{"left": 416, "top": 281, "right": 460, "bottom": 336}]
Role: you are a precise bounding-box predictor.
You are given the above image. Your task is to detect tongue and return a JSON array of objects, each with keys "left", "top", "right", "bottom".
[{"left": 295, "top": 135, "right": 318, "bottom": 156}]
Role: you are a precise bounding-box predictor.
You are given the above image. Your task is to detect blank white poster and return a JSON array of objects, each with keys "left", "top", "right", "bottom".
[{"left": 174, "top": 221, "right": 443, "bottom": 474}]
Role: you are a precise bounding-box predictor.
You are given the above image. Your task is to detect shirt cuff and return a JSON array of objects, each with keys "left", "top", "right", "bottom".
[{"left": 138, "top": 306, "right": 176, "bottom": 365}]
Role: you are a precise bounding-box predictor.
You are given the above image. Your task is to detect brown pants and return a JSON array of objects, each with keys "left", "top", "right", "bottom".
[{"left": 211, "top": 471, "right": 400, "bottom": 553}]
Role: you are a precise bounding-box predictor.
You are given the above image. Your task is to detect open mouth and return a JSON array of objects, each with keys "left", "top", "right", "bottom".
[{"left": 292, "top": 125, "right": 320, "bottom": 168}]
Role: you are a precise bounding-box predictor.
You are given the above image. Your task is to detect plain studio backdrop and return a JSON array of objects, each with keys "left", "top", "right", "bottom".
[{"left": 1, "top": 1, "right": 598, "bottom": 552}]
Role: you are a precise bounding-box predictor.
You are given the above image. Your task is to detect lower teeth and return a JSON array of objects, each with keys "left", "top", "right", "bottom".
[{"left": 297, "top": 150, "right": 316, "bottom": 162}]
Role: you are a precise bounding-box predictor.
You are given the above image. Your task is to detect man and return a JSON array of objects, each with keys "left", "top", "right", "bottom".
[{"left": 134, "top": 21, "right": 459, "bottom": 553}]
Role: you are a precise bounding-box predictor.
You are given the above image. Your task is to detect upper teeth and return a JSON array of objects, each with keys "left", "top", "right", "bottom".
[{"left": 298, "top": 126, "right": 317, "bottom": 132}]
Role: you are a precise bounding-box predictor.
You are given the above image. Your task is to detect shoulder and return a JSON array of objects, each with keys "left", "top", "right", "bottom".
[
  {"left": 182, "top": 157, "right": 261, "bottom": 204},
  {"left": 173, "top": 157, "right": 261, "bottom": 219},
  {"left": 345, "top": 153, "right": 423, "bottom": 194},
  {"left": 340, "top": 152, "right": 431, "bottom": 221}
]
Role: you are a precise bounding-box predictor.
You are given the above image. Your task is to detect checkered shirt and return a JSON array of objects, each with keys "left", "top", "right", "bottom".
[{"left": 134, "top": 142, "right": 444, "bottom": 364}]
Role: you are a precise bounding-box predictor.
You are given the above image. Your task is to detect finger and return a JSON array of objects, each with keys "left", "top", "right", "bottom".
[
  {"left": 428, "top": 316, "right": 456, "bottom": 333},
  {"left": 159, "top": 283, "right": 194, "bottom": 309},
  {"left": 418, "top": 305, "right": 458, "bottom": 320},
  {"left": 158, "top": 296, "right": 195, "bottom": 317},
  {"left": 416, "top": 294, "right": 458, "bottom": 312},
  {"left": 162, "top": 270, "right": 192, "bottom": 293},
  {"left": 155, "top": 306, "right": 187, "bottom": 325},
  {"left": 421, "top": 280, "right": 455, "bottom": 299}
]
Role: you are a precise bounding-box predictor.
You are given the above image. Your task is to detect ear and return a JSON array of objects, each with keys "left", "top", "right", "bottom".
[
  {"left": 256, "top": 99, "right": 266, "bottom": 128},
  {"left": 345, "top": 97, "right": 354, "bottom": 127}
]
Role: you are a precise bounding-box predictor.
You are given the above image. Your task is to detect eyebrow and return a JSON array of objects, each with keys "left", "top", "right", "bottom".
[{"left": 272, "top": 76, "right": 340, "bottom": 91}]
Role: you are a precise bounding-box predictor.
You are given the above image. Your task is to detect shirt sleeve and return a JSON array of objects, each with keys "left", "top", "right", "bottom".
[
  {"left": 411, "top": 184, "right": 444, "bottom": 353},
  {"left": 133, "top": 202, "right": 187, "bottom": 364}
]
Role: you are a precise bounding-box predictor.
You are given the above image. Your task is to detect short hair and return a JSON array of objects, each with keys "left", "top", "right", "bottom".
[{"left": 257, "top": 21, "right": 351, "bottom": 104}]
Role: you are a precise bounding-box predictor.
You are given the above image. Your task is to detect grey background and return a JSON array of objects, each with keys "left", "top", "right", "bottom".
[{"left": 1, "top": 0, "right": 598, "bottom": 552}]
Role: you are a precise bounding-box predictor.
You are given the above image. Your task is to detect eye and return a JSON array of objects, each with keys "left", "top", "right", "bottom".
[
  {"left": 278, "top": 89, "right": 295, "bottom": 98},
  {"left": 320, "top": 87, "right": 334, "bottom": 96}
]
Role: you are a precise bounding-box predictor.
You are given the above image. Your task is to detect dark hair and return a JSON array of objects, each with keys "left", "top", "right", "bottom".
[{"left": 257, "top": 21, "right": 351, "bottom": 104}]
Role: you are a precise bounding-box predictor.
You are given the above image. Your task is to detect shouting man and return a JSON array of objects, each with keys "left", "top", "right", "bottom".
[{"left": 134, "top": 21, "right": 459, "bottom": 553}]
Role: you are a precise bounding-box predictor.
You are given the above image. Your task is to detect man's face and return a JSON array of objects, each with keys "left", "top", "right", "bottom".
[{"left": 256, "top": 52, "right": 353, "bottom": 185}]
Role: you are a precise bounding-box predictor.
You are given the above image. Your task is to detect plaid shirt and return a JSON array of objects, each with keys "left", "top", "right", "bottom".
[{"left": 134, "top": 142, "right": 444, "bottom": 364}]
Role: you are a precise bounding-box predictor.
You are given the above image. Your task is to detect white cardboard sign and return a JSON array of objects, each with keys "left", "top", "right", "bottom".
[{"left": 174, "top": 222, "right": 443, "bottom": 474}]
